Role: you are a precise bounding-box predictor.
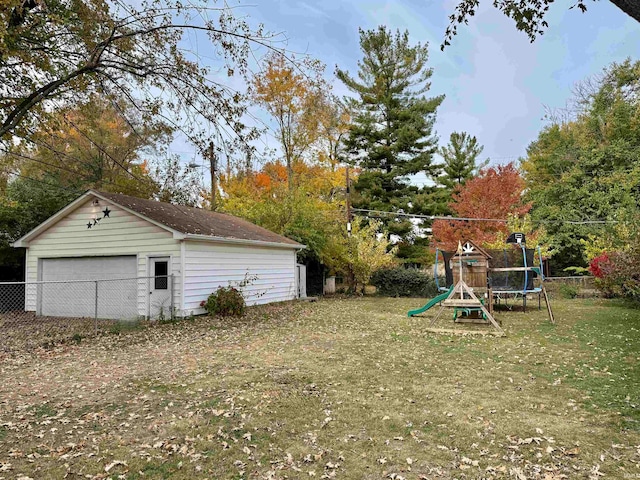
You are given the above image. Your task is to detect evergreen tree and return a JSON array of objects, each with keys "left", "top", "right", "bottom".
[
  {"left": 438, "top": 132, "right": 487, "bottom": 189},
  {"left": 337, "top": 26, "right": 444, "bottom": 238}
]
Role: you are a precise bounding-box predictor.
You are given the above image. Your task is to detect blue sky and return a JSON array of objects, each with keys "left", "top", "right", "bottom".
[{"left": 174, "top": 0, "right": 640, "bottom": 175}]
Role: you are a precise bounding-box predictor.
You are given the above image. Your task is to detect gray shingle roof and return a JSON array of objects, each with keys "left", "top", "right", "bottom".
[{"left": 93, "top": 190, "right": 303, "bottom": 247}]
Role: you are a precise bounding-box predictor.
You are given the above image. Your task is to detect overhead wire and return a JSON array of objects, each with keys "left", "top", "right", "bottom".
[
  {"left": 1, "top": 149, "right": 151, "bottom": 194},
  {"left": 59, "top": 113, "right": 147, "bottom": 183},
  {"left": 0, "top": 167, "right": 84, "bottom": 195},
  {"left": 351, "top": 208, "right": 617, "bottom": 225}
]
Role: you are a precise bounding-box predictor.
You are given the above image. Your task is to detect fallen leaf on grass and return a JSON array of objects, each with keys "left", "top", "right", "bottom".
[
  {"left": 564, "top": 447, "right": 580, "bottom": 456},
  {"left": 104, "top": 460, "right": 127, "bottom": 472},
  {"left": 510, "top": 466, "right": 527, "bottom": 480}
]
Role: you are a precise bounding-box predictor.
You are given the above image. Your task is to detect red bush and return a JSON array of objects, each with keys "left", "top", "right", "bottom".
[{"left": 589, "top": 252, "right": 611, "bottom": 279}]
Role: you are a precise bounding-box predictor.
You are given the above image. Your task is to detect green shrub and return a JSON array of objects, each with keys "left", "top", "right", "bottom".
[
  {"left": 204, "top": 286, "right": 246, "bottom": 316},
  {"left": 370, "top": 267, "right": 439, "bottom": 297},
  {"left": 563, "top": 266, "right": 590, "bottom": 276},
  {"left": 559, "top": 283, "right": 579, "bottom": 299}
]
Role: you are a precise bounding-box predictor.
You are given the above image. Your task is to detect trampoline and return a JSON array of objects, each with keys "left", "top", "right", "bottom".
[{"left": 434, "top": 244, "right": 547, "bottom": 313}]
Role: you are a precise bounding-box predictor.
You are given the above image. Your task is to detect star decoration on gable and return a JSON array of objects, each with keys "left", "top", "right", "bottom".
[
  {"left": 85, "top": 205, "right": 112, "bottom": 231},
  {"left": 462, "top": 242, "right": 475, "bottom": 253}
]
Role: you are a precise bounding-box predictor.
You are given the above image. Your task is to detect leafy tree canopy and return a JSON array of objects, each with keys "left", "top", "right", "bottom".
[
  {"left": 0, "top": 0, "right": 282, "bottom": 153},
  {"left": 222, "top": 161, "right": 347, "bottom": 263},
  {"left": 443, "top": 0, "right": 640, "bottom": 49},
  {"left": 432, "top": 162, "right": 533, "bottom": 251},
  {"left": 8, "top": 95, "right": 168, "bottom": 197},
  {"left": 252, "top": 53, "right": 330, "bottom": 190},
  {"left": 522, "top": 59, "right": 640, "bottom": 271},
  {"left": 437, "top": 131, "right": 488, "bottom": 190},
  {"left": 322, "top": 217, "right": 397, "bottom": 293}
]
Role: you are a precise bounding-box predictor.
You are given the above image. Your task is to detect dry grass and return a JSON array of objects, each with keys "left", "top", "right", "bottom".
[
  {"left": 0, "top": 311, "right": 130, "bottom": 352},
  {"left": 0, "top": 297, "right": 638, "bottom": 479}
]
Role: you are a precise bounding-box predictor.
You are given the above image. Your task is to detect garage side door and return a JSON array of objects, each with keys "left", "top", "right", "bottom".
[{"left": 40, "top": 256, "right": 138, "bottom": 319}]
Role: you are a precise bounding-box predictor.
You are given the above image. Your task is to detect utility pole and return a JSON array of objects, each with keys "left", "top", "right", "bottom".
[
  {"left": 208, "top": 141, "right": 217, "bottom": 211},
  {"left": 346, "top": 166, "right": 352, "bottom": 236}
]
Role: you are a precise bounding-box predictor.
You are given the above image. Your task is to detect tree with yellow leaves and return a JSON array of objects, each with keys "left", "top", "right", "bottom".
[
  {"left": 322, "top": 218, "right": 397, "bottom": 293},
  {"left": 252, "top": 53, "right": 330, "bottom": 190}
]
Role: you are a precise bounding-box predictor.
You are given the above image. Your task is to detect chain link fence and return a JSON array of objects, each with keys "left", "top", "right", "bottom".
[{"left": 0, "top": 275, "right": 174, "bottom": 353}]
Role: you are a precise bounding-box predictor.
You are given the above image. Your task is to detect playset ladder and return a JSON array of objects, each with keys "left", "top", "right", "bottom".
[{"left": 428, "top": 280, "right": 505, "bottom": 337}]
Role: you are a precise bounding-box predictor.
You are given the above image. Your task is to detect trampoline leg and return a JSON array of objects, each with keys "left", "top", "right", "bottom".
[{"left": 524, "top": 294, "right": 527, "bottom": 313}]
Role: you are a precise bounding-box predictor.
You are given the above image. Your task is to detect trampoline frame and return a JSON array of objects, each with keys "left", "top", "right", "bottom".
[{"left": 435, "top": 244, "right": 547, "bottom": 313}]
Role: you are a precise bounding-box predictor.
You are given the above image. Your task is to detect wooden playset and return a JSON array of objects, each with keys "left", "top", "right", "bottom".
[{"left": 407, "top": 233, "right": 554, "bottom": 336}]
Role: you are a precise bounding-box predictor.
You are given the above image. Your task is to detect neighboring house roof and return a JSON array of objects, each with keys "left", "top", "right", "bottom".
[{"left": 13, "top": 190, "right": 304, "bottom": 250}]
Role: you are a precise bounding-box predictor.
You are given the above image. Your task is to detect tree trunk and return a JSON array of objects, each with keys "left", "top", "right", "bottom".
[
  {"left": 346, "top": 271, "right": 357, "bottom": 294},
  {"left": 609, "top": 0, "right": 640, "bottom": 23},
  {"left": 287, "top": 160, "right": 293, "bottom": 191}
]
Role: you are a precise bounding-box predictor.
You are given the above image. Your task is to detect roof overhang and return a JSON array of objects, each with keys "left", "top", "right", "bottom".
[
  {"left": 12, "top": 190, "right": 305, "bottom": 250},
  {"left": 183, "top": 233, "right": 305, "bottom": 250}
]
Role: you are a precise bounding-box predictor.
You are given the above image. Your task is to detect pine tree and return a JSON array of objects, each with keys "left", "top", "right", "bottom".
[
  {"left": 337, "top": 26, "right": 444, "bottom": 238},
  {"left": 438, "top": 132, "right": 487, "bottom": 189}
]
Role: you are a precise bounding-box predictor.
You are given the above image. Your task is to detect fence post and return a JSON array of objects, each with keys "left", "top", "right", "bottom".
[
  {"left": 170, "top": 274, "right": 175, "bottom": 320},
  {"left": 94, "top": 280, "right": 98, "bottom": 335}
]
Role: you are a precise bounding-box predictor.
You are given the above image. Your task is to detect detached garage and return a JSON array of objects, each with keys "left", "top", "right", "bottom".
[{"left": 13, "top": 190, "right": 304, "bottom": 319}]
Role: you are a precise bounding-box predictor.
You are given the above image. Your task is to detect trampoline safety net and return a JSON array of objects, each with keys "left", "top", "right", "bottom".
[
  {"left": 486, "top": 248, "right": 536, "bottom": 292},
  {"left": 439, "top": 247, "right": 538, "bottom": 292}
]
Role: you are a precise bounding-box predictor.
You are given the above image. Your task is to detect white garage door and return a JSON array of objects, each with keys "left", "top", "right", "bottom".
[{"left": 40, "top": 256, "right": 138, "bottom": 319}]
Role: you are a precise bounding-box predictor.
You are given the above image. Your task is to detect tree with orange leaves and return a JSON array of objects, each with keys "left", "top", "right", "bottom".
[
  {"left": 221, "top": 160, "right": 349, "bottom": 263},
  {"left": 5, "top": 94, "right": 202, "bottom": 205},
  {"left": 223, "top": 160, "right": 348, "bottom": 203},
  {"left": 252, "top": 53, "right": 329, "bottom": 190},
  {"left": 431, "top": 163, "right": 532, "bottom": 251},
  {"left": 15, "top": 95, "right": 171, "bottom": 198}
]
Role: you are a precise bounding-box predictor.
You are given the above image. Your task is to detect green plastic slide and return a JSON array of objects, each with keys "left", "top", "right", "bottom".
[{"left": 407, "top": 286, "right": 454, "bottom": 317}]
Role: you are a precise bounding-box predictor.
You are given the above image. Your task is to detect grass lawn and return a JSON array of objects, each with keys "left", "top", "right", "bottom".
[{"left": 0, "top": 297, "right": 638, "bottom": 479}]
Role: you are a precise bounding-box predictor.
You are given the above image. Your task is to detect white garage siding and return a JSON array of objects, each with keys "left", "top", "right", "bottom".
[
  {"left": 183, "top": 240, "right": 297, "bottom": 315},
  {"left": 24, "top": 198, "right": 182, "bottom": 315},
  {"left": 39, "top": 256, "right": 138, "bottom": 318}
]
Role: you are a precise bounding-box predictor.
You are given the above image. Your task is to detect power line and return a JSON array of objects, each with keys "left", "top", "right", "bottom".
[
  {"left": 0, "top": 168, "right": 84, "bottom": 195},
  {"left": 2, "top": 149, "right": 151, "bottom": 193},
  {"left": 351, "top": 208, "right": 617, "bottom": 225},
  {"left": 352, "top": 208, "right": 508, "bottom": 223}
]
